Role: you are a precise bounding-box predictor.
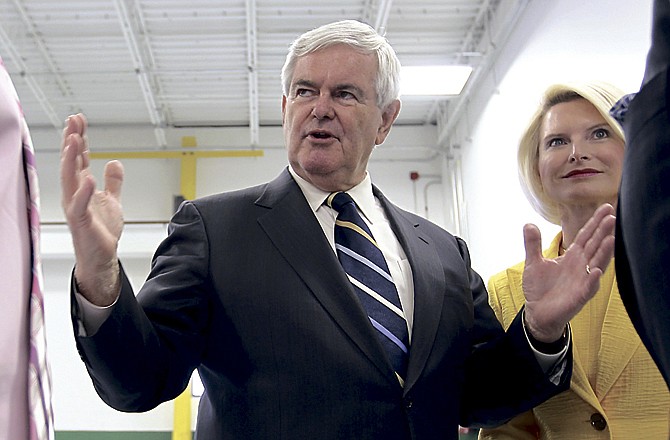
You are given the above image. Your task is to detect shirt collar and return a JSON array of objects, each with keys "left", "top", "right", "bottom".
[{"left": 288, "top": 166, "right": 377, "bottom": 223}]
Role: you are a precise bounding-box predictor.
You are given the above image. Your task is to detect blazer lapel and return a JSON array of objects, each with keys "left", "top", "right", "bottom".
[
  {"left": 256, "top": 170, "right": 396, "bottom": 384},
  {"left": 505, "top": 268, "right": 527, "bottom": 323},
  {"left": 374, "top": 188, "right": 445, "bottom": 391},
  {"left": 566, "top": 337, "right": 600, "bottom": 409},
  {"left": 595, "top": 278, "right": 641, "bottom": 399}
]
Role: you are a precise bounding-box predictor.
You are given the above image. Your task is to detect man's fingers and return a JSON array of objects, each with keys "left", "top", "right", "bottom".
[
  {"left": 523, "top": 223, "right": 543, "bottom": 267},
  {"left": 574, "top": 204, "right": 614, "bottom": 243},
  {"left": 61, "top": 140, "right": 82, "bottom": 207},
  {"left": 61, "top": 114, "right": 89, "bottom": 160},
  {"left": 589, "top": 234, "right": 616, "bottom": 275},
  {"left": 67, "top": 113, "right": 87, "bottom": 135},
  {"left": 104, "top": 160, "right": 124, "bottom": 201},
  {"left": 61, "top": 116, "right": 76, "bottom": 150},
  {"left": 61, "top": 113, "right": 99, "bottom": 228},
  {"left": 61, "top": 114, "right": 85, "bottom": 146},
  {"left": 573, "top": 204, "right": 615, "bottom": 256},
  {"left": 570, "top": 203, "right": 615, "bottom": 277},
  {"left": 69, "top": 172, "right": 96, "bottom": 223}
]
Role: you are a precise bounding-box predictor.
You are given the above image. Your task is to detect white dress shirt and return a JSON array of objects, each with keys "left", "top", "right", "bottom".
[{"left": 288, "top": 167, "right": 415, "bottom": 339}]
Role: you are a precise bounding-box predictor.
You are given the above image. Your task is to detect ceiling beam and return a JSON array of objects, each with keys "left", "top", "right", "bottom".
[
  {"left": 245, "top": 0, "right": 260, "bottom": 147},
  {"left": 3, "top": 0, "right": 67, "bottom": 128},
  {"left": 10, "top": 0, "right": 69, "bottom": 97},
  {"left": 423, "top": 0, "right": 493, "bottom": 126},
  {"left": 455, "top": 0, "right": 494, "bottom": 65},
  {"left": 436, "top": 0, "right": 530, "bottom": 148},
  {"left": 373, "top": 0, "right": 394, "bottom": 33},
  {"left": 0, "top": 25, "right": 61, "bottom": 128},
  {"left": 362, "top": 0, "right": 393, "bottom": 31},
  {"left": 113, "top": 0, "right": 167, "bottom": 147}
]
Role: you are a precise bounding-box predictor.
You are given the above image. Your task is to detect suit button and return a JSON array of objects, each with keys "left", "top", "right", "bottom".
[
  {"left": 404, "top": 398, "right": 413, "bottom": 409},
  {"left": 590, "top": 413, "right": 607, "bottom": 431}
]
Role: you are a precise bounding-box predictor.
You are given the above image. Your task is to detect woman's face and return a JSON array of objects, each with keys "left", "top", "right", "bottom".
[{"left": 538, "top": 98, "right": 624, "bottom": 209}]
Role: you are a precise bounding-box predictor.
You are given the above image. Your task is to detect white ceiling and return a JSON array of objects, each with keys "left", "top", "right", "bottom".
[{"left": 0, "top": 0, "right": 523, "bottom": 149}]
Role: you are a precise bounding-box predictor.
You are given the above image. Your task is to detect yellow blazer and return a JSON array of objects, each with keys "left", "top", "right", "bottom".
[{"left": 479, "top": 233, "right": 669, "bottom": 439}]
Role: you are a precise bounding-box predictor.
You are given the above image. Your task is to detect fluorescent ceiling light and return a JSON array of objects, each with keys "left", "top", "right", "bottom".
[{"left": 400, "top": 65, "right": 473, "bottom": 96}]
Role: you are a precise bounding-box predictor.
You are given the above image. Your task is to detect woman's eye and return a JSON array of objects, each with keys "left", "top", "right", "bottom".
[
  {"left": 593, "top": 128, "right": 609, "bottom": 139},
  {"left": 547, "top": 138, "right": 566, "bottom": 148}
]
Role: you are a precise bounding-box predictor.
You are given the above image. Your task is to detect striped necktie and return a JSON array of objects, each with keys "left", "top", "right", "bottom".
[{"left": 327, "top": 192, "right": 409, "bottom": 385}]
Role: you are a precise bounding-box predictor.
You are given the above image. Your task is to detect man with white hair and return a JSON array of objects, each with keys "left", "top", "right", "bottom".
[{"left": 61, "top": 20, "right": 615, "bottom": 439}]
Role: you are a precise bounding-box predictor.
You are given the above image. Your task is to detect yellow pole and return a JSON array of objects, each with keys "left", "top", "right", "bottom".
[
  {"left": 180, "top": 152, "right": 197, "bottom": 201},
  {"left": 172, "top": 387, "right": 192, "bottom": 440}
]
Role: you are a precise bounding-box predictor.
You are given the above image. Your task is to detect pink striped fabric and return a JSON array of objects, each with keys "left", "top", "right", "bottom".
[{"left": 2, "top": 56, "right": 54, "bottom": 440}]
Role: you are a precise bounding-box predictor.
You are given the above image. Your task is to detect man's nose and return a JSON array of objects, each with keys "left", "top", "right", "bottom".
[{"left": 312, "top": 94, "right": 335, "bottom": 120}]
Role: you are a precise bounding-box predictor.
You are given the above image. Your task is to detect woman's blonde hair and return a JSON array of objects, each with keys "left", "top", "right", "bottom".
[{"left": 517, "top": 82, "right": 626, "bottom": 224}]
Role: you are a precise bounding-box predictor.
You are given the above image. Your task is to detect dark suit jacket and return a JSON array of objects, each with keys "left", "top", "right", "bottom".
[
  {"left": 616, "top": 0, "right": 670, "bottom": 388},
  {"left": 73, "top": 168, "right": 570, "bottom": 439}
]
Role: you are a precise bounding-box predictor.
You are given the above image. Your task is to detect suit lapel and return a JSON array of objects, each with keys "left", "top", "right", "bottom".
[
  {"left": 374, "top": 188, "right": 445, "bottom": 391},
  {"left": 256, "top": 170, "right": 396, "bottom": 384}
]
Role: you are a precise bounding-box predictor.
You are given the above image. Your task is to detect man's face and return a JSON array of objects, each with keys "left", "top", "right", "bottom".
[{"left": 282, "top": 44, "right": 400, "bottom": 192}]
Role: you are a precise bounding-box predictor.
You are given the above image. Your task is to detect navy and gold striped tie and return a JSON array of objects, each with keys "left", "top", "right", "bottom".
[{"left": 327, "top": 192, "right": 409, "bottom": 384}]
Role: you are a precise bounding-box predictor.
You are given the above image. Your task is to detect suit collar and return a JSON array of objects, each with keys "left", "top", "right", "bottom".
[
  {"left": 287, "top": 166, "right": 378, "bottom": 223},
  {"left": 286, "top": 166, "right": 330, "bottom": 213}
]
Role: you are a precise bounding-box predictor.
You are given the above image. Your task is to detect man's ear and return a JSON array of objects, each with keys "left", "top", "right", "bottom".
[
  {"left": 375, "top": 99, "right": 401, "bottom": 145},
  {"left": 281, "top": 95, "right": 287, "bottom": 125}
]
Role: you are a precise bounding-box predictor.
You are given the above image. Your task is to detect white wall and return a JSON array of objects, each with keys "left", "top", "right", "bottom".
[{"left": 450, "top": 0, "right": 653, "bottom": 282}]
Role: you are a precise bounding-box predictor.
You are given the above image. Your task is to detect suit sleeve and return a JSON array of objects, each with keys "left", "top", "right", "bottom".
[
  {"left": 72, "top": 201, "right": 213, "bottom": 412},
  {"left": 455, "top": 238, "right": 571, "bottom": 428},
  {"left": 616, "top": 0, "right": 670, "bottom": 386},
  {"left": 476, "top": 272, "right": 548, "bottom": 438}
]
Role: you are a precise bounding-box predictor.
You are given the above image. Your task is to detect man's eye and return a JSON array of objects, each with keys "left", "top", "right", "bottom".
[
  {"left": 336, "top": 91, "right": 355, "bottom": 100},
  {"left": 296, "top": 89, "right": 314, "bottom": 97}
]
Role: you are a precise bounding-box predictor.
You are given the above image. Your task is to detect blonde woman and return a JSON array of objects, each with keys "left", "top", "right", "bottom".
[{"left": 479, "top": 82, "right": 670, "bottom": 439}]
